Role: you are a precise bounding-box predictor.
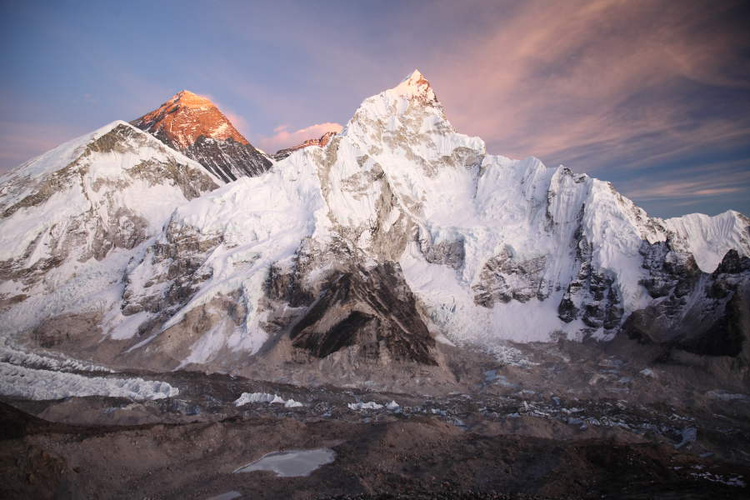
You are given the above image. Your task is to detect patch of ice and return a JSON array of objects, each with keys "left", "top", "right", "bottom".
[
  {"left": 0, "top": 344, "right": 113, "bottom": 373},
  {"left": 0, "top": 362, "right": 178, "bottom": 401},
  {"left": 234, "top": 392, "right": 304, "bottom": 408},
  {"left": 233, "top": 448, "right": 335, "bottom": 477},
  {"left": 690, "top": 471, "right": 746, "bottom": 488},
  {"left": 206, "top": 492, "right": 242, "bottom": 500},
  {"left": 234, "top": 392, "right": 276, "bottom": 405},
  {"left": 348, "top": 401, "right": 384, "bottom": 411},
  {"left": 675, "top": 427, "right": 698, "bottom": 449}
]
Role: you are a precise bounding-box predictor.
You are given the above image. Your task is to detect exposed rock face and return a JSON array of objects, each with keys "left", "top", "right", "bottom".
[
  {"left": 288, "top": 262, "right": 436, "bottom": 365},
  {"left": 473, "top": 248, "right": 548, "bottom": 306},
  {"left": 624, "top": 249, "right": 750, "bottom": 358},
  {"left": 132, "top": 90, "right": 272, "bottom": 182},
  {"left": 557, "top": 229, "right": 624, "bottom": 332},
  {"left": 418, "top": 229, "right": 465, "bottom": 270},
  {"left": 122, "top": 221, "right": 223, "bottom": 318},
  {"left": 273, "top": 131, "right": 338, "bottom": 160}
]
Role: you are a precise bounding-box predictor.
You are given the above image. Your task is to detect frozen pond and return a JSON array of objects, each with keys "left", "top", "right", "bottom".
[
  {"left": 233, "top": 448, "right": 336, "bottom": 477},
  {"left": 206, "top": 491, "right": 242, "bottom": 500}
]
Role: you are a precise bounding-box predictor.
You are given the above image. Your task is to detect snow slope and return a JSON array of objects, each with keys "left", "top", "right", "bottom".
[
  {"left": 0, "top": 121, "right": 221, "bottom": 338},
  {"left": 665, "top": 210, "right": 750, "bottom": 272}
]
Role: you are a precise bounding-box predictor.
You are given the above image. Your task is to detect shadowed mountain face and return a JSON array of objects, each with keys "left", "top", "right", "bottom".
[
  {"left": 132, "top": 90, "right": 272, "bottom": 182},
  {"left": 286, "top": 262, "right": 437, "bottom": 365}
]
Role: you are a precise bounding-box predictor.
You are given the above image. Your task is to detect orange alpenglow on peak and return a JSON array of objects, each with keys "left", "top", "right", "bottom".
[
  {"left": 172, "top": 90, "right": 215, "bottom": 109},
  {"left": 132, "top": 91, "right": 272, "bottom": 182},
  {"left": 399, "top": 69, "right": 431, "bottom": 90},
  {"left": 390, "top": 69, "right": 437, "bottom": 104},
  {"left": 133, "top": 90, "right": 249, "bottom": 149}
]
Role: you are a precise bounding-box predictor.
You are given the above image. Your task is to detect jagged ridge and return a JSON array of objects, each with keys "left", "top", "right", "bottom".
[{"left": 273, "top": 131, "right": 338, "bottom": 161}]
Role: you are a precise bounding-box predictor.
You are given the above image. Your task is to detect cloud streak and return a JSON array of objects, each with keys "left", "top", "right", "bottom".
[
  {"left": 420, "top": 0, "right": 750, "bottom": 174},
  {"left": 615, "top": 158, "right": 750, "bottom": 216}
]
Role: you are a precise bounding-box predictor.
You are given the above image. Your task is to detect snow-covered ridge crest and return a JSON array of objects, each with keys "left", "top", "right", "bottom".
[{"left": 2, "top": 121, "right": 146, "bottom": 184}]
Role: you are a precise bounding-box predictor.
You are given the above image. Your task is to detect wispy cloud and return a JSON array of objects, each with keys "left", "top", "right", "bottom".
[
  {"left": 420, "top": 0, "right": 750, "bottom": 175},
  {"left": 618, "top": 159, "right": 750, "bottom": 203},
  {"left": 625, "top": 180, "right": 746, "bottom": 201}
]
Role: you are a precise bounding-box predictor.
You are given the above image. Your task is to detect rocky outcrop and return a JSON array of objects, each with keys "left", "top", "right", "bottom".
[
  {"left": 624, "top": 249, "right": 750, "bottom": 358},
  {"left": 638, "top": 241, "right": 700, "bottom": 299},
  {"left": 473, "top": 248, "right": 547, "bottom": 306},
  {"left": 185, "top": 136, "right": 270, "bottom": 181},
  {"left": 122, "top": 221, "right": 223, "bottom": 318},
  {"left": 557, "top": 227, "right": 624, "bottom": 331},
  {"left": 273, "top": 131, "right": 338, "bottom": 160},
  {"left": 418, "top": 230, "right": 465, "bottom": 270},
  {"left": 288, "top": 262, "right": 437, "bottom": 365}
]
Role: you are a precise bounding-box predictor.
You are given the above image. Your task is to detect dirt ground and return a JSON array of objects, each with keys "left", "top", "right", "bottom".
[{"left": 2, "top": 338, "right": 750, "bottom": 499}]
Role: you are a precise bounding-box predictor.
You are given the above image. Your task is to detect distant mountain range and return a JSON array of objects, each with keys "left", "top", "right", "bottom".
[{"left": 1, "top": 70, "right": 748, "bottom": 387}]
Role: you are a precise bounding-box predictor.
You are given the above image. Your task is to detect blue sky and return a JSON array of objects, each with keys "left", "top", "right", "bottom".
[{"left": 2, "top": 0, "right": 749, "bottom": 218}]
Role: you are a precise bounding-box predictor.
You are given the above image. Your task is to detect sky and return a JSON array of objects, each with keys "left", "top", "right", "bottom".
[{"left": 2, "top": 0, "right": 749, "bottom": 218}]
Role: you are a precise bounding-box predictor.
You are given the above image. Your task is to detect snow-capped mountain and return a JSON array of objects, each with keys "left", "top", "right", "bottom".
[
  {"left": 1, "top": 71, "right": 748, "bottom": 381},
  {"left": 273, "top": 130, "right": 338, "bottom": 160},
  {"left": 132, "top": 90, "right": 272, "bottom": 182},
  {"left": 0, "top": 121, "right": 220, "bottom": 339}
]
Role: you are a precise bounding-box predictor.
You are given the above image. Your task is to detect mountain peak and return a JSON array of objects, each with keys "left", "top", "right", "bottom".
[
  {"left": 172, "top": 90, "right": 215, "bottom": 110},
  {"left": 272, "top": 130, "right": 339, "bottom": 160},
  {"left": 133, "top": 90, "right": 249, "bottom": 149},
  {"left": 389, "top": 69, "right": 437, "bottom": 103},
  {"left": 403, "top": 69, "right": 427, "bottom": 85},
  {"left": 132, "top": 91, "right": 272, "bottom": 182}
]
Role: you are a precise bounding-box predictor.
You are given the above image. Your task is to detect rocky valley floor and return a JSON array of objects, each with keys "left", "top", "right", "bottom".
[{"left": 2, "top": 339, "right": 750, "bottom": 499}]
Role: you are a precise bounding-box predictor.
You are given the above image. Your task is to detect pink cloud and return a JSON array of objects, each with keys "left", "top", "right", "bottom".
[
  {"left": 0, "top": 122, "right": 87, "bottom": 172},
  {"left": 223, "top": 111, "right": 250, "bottom": 136},
  {"left": 256, "top": 122, "right": 344, "bottom": 154},
  {"left": 417, "top": 0, "right": 750, "bottom": 171}
]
